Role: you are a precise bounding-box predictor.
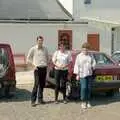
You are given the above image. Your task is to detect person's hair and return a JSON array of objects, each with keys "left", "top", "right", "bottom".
[
  {"left": 58, "top": 41, "right": 65, "bottom": 47},
  {"left": 81, "top": 42, "right": 91, "bottom": 49},
  {"left": 58, "top": 42, "right": 66, "bottom": 49},
  {"left": 36, "top": 36, "right": 43, "bottom": 41}
]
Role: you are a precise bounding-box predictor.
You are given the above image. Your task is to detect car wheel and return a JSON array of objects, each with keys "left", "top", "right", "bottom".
[
  {"left": 106, "top": 88, "right": 119, "bottom": 97},
  {"left": 4, "top": 85, "right": 14, "bottom": 98},
  {"left": 106, "top": 89, "right": 115, "bottom": 97}
]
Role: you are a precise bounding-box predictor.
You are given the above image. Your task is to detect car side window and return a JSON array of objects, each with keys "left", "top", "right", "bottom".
[
  {"left": 93, "top": 53, "right": 113, "bottom": 65},
  {"left": 0, "top": 48, "right": 9, "bottom": 70}
]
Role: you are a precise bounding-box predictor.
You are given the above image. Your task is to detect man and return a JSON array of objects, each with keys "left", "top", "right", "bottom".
[{"left": 27, "top": 36, "right": 49, "bottom": 107}]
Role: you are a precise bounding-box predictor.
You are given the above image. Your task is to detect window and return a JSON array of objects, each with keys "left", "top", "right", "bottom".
[
  {"left": 93, "top": 53, "right": 113, "bottom": 65},
  {"left": 112, "top": 53, "right": 120, "bottom": 62},
  {"left": 0, "top": 48, "right": 9, "bottom": 74},
  {"left": 84, "top": 0, "right": 91, "bottom": 4}
]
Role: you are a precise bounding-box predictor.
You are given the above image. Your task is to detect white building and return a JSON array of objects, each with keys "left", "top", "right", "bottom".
[
  {"left": 1, "top": 0, "right": 120, "bottom": 57},
  {"left": 0, "top": 0, "right": 73, "bottom": 55},
  {"left": 73, "top": 0, "right": 120, "bottom": 54},
  {"left": 0, "top": 0, "right": 102, "bottom": 56}
]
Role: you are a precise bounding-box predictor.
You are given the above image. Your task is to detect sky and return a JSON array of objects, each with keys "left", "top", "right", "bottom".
[{"left": 59, "top": 0, "right": 73, "bottom": 14}]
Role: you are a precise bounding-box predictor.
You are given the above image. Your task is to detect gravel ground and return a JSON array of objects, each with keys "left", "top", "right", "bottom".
[
  {"left": 0, "top": 71, "right": 120, "bottom": 120},
  {"left": 0, "top": 85, "right": 120, "bottom": 120}
]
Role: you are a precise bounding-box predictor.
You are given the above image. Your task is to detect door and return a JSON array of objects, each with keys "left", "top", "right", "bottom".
[
  {"left": 87, "top": 34, "right": 99, "bottom": 51},
  {"left": 58, "top": 30, "right": 72, "bottom": 50}
]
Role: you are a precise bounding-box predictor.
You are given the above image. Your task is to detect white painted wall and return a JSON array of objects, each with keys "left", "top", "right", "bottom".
[
  {"left": 113, "top": 28, "right": 120, "bottom": 52},
  {"left": 0, "top": 22, "right": 112, "bottom": 56},
  {"left": 73, "top": 0, "right": 120, "bottom": 22},
  {"left": 0, "top": 23, "right": 64, "bottom": 55}
]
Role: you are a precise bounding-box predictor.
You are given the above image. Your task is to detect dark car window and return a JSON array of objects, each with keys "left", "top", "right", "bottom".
[
  {"left": 92, "top": 53, "right": 113, "bottom": 65},
  {"left": 0, "top": 48, "right": 9, "bottom": 73},
  {"left": 112, "top": 53, "right": 120, "bottom": 62}
]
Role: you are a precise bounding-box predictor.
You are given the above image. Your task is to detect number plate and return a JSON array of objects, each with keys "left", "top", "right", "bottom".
[{"left": 96, "top": 75, "right": 113, "bottom": 82}]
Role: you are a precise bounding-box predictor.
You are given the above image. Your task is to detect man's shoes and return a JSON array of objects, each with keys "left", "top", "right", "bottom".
[
  {"left": 38, "top": 100, "right": 45, "bottom": 105},
  {"left": 31, "top": 102, "right": 36, "bottom": 107}
]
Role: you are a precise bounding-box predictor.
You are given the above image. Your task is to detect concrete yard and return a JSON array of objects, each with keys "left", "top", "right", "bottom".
[{"left": 0, "top": 71, "right": 120, "bottom": 120}]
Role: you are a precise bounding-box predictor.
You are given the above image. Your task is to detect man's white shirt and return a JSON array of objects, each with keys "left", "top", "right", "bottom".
[{"left": 27, "top": 45, "right": 48, "bottom": 67}]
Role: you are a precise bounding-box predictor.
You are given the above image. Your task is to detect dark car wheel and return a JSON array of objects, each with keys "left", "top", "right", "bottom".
[
  {"left": 4, "top": 85, "right": 15, "bottom": 98},
  {"left": 106, "top": 89, "right": 119, "bottom": 97}
]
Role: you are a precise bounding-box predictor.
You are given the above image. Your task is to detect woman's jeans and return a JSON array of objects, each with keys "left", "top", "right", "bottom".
[
  {"left": 80, "top": 76, "right": 92, "bottom": 101},
  {"left": 54, "top": 69, "right": 68, "bottom": 101}
]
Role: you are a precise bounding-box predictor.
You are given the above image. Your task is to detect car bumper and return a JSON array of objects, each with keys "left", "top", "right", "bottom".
[{"left": 92, "top": 80, "right": 120, "bottom": 89}]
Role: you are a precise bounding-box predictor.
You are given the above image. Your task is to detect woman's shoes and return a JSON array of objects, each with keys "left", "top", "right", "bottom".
[
  {"left": 55, "top": 100, "right": 59, "bottom": 104},
  {"left": 81, "top": 102, "right": 87, "bottom": 109},
  {"left": 87, "top": 102, "right": 91, "bottom": 108},
  {"left": 81, "top": 102, "right": 92, "bottom": 109}
]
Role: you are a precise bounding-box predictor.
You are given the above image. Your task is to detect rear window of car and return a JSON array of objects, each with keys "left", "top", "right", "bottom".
[
  {"left": 112, "top": 53, "right": 120, "bottom": 62},
  {"left": 92, "top": 53, "right": 113, "bottom": 65},
  {"left": 0, "top": 48, "right": 9, "bottom": 71}
]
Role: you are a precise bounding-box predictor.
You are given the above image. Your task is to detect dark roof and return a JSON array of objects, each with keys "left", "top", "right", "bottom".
[{"left": 0, "top": 0, "right": 73, "bottom": 21}]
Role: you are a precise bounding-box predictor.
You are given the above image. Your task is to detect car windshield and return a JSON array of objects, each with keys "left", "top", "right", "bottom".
[
  {"left": 92, "top": 53, "right": 113, "bottom": 65},
  {"left": 112, "top": 53, "right": 120, "bottom": 62},
  {"left": 0, "top": 48, "right": 9, "bottom": 73}
]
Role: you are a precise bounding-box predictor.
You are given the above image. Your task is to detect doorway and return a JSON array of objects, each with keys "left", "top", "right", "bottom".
[
  {"left": 87, "top": 34, "right": 100, "bottom": 51},
  {"left": 58, "top": 30, "right": 72, "bottom": 50}
]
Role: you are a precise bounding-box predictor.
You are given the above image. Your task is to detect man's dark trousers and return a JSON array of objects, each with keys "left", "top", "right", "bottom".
[{"left": 31, "top": 67, "right": 47, "bottom": 103}]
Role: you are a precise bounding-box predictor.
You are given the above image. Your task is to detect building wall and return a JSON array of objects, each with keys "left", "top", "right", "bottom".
[
  {"left": 73, "top": 0, "right": 120, "bottom": 22},
  {"left": 0, "top": 22, "right": 112, "bottom": 56},
  {"left": 113, "top": 28, "right": 120, "bottom": 52}
]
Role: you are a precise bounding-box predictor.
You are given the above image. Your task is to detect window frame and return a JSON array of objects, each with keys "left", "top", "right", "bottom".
[{"left": 84, "top": 0, "right": 91, "bottom": 4}]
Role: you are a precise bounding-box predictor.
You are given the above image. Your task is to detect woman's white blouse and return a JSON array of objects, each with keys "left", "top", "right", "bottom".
[
  {"left": 74, "top": 53, "right": 96, "bottom": 78},
  {"left": 52, "top": 50, "right": 72, "bottom": 70}
]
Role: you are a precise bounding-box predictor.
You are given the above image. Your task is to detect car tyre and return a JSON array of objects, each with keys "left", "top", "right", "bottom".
[{"left": 106, "top": 89, "right": 114, "bottom": 97}]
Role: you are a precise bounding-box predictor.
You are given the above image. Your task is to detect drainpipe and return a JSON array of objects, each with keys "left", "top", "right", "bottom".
[{"left": 111, "top": 28, "right": 115, "bottom": 54}]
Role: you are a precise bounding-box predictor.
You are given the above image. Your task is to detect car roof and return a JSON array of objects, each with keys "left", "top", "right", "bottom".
[
  {"left": 0, "top": 43, "right": 11, "bottom": 47},
  {"left": 112, "top": 51, "right": 120, "bottom": 54}
]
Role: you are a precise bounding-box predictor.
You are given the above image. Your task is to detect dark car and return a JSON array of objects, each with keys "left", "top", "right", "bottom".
[
  {"left": 0, "top": 43, "right": 16, "bottom": 97},
  {"left": 48, "top": 50, "right": 120, "bottom": 98}
]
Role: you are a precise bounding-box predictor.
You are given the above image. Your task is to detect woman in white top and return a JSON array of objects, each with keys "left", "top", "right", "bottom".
[
  {"left": 74, "top": 43, "right": 96, "bottom": 109},
  {"left": 52, "top": 43, "right": 72, "bottom": 104}
]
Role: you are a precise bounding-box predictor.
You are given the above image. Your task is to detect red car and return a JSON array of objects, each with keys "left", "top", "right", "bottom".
[
  {"left": 0, "top": 43, "right": 16, "bottom": 97},
  {"left": 48, "top": 50, "right": 120, "bottom": 97}
]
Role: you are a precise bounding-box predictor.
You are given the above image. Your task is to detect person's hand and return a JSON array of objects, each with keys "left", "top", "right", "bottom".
[
  {"left": 32, "top": 64, "right": 38, "bottom": 70},
  {"left": 34, "top": 66, "right": 38, "bottom": 70},
  {"left": 76, "top": 75, "right": 80, "bottom": 80},
  {"left": 56, "top": 63, "right": 65, "bottom": 69},
  {"left": 60, "top": 64, "right": 67, "bottom": 69}
]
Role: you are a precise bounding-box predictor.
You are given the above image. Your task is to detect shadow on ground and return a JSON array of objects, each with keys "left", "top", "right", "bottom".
[
  {"left": 65, "top": 87, "right": 120, "bottom": 107},
  {"left": 0, "top": 87, "right": 31, "bottom": 102},
  {"left": 90, "top": 93, "right": 120, "bottom": 107},
  {"left": 0, "top": 86, "right": 120, "bottom": 107}
]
